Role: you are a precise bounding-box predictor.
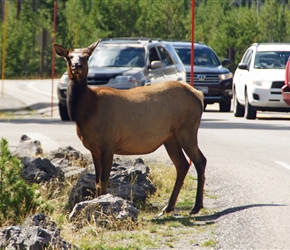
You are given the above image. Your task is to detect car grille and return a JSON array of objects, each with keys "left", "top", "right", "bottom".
[
  {"left": 271, "top": 81, "right": 284, "bottom": 89},
  {"left": 87, "top": 76, "right": 110, "bottom": 85},
  {"left": 186, "top": 72, "right": 220, "bottom": 85}
]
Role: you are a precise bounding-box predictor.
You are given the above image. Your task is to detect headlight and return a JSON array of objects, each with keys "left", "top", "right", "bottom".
[
  {"left": 219, "top": 72, "right": 233, "bottom": 80},
  {"left": 109, "top": 75, "right": 138, "bottom": 87},
  {"left": 253, "top": 80, "right": 271, "bottom": 86},
  {"left": 60, "top": 74, "right": 69, "bottom": 85}
]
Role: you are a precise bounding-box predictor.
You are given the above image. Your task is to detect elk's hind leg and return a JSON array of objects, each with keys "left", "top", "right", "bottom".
[
  {"left": 160, "top": 137, "right": 190, "bottom": 215},
  {"left": 182, "top": 141, "right": 207, "bottom": 214}
]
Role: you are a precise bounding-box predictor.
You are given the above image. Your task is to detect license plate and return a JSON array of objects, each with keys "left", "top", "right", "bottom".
[{"left": 195, "top": 86, "right": 208, "bottom": 94}]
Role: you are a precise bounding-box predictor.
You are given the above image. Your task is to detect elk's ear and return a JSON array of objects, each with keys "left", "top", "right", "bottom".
[
  {"left": 53, "top": 44, "right": 68, "bottom": 59},
  {"left": 87, "top": 40, "right": 100, "bottom": 56}
]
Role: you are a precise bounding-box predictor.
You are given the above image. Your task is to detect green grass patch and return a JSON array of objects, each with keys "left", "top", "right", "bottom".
[{"left": 0, "top": 138, "right": 218, "bottom": 249}]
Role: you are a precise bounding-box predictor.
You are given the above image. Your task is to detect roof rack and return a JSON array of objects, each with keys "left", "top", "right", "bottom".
[
  {"left": 101, "top": 37, "right": 163, "bottom": 43},
  {"left": 162, "top": 39, "right": 204, "bottom": 44}
]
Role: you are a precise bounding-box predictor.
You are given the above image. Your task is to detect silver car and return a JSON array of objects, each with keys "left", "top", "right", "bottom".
[{"left": 57, "top": 38, "right": 186, "bottom": 120}]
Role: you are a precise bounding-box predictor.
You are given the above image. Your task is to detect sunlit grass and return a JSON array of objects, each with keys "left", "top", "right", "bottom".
[{"left": 37, "top": 162, "right": 217, "bottom": 249}]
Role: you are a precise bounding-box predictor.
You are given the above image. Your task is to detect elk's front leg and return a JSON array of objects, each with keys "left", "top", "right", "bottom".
[
  {"left": 91, "top": 151, "right": 102, "bottom": 196},
  {"left": 100, "top": 151, "right": 113, "bottom": 194}
]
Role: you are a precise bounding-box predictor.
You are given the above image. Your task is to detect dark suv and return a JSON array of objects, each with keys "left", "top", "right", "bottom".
[
  {"left": 171, "top": 42, "right": 233, "bottom": 112},
  {"left": 57, "top": 38, "right": 186, "bottom": 120}
]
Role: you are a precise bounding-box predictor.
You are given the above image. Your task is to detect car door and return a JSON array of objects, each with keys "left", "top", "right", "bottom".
[
  {"left": 234, "top": 48, "right": 253, "bottom": 104},
  {"left": 147, "top": 46, "right": 166, "bottom": 84},
  {"left": 156, "top": 45, "right": 177, "bottom": 82}
]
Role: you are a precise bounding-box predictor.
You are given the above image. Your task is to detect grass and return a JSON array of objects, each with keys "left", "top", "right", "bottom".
[
  {"left": 0, "top": 138, "right": 217, "bottom": 249},
  {"left": 38, "top": 162, "right": 218, "bottom": 249},
  {"left": 0, "top": 108, "right": 39, "bottom": 119}
]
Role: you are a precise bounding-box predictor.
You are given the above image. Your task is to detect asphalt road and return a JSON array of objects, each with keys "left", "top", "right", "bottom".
[{"left": 1, "top": 80, "right": 290, "bottom": 249}]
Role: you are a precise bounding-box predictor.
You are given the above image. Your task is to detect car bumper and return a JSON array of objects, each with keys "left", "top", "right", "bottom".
[
  {"left": 247, "top": 85, "right": 290, "bottom": 108},
  {"left": 57, "top": 84, "right": 67, "bottom": 106},
  {"left": 194, "top": 80, "right": 233, "bottom": 104},
  {"left": 282, "top": 85, "right": 290, "bottom": 106}
]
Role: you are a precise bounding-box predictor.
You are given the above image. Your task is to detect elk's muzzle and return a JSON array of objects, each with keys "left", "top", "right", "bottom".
[{"left": 71, "top": 63, "right": 82, "bottom": 74}]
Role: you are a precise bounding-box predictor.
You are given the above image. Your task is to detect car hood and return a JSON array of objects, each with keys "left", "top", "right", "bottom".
[
  {"left": 251, "top": 68, "right": 285, "bottom": 81},
  {"left": 88, "top": 66, "right": 142, "bottom": 76},
  {"left": 184, "top": 65, "right": 229, "bottom": 74}
]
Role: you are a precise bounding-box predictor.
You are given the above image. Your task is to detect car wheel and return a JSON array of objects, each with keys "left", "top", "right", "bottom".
[
  {"left": 245, "top": 91, "right": 256, "bottom": 119},
  {"left": 233, "top": 88, "right": 245, "bottom": 117},
  {"left": 219, "top": 100, "right": 231, "bottom": 112},
  {"left": 58, "top": 102, "right": 70, "bottom": 121}
]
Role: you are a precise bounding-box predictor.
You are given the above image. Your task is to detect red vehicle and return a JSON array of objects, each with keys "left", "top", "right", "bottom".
[{"left": 282, "top": 57, "right": 290, "bottom": 105}]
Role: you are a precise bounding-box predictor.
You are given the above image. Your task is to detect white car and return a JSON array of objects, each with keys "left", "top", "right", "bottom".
[{"left": 233, "top": 43, "right": 290, "bottom": 119}]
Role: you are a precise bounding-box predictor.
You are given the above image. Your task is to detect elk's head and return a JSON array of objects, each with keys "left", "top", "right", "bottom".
[{"left": 54, "top": 41, "right": 100, "bottom": 82}]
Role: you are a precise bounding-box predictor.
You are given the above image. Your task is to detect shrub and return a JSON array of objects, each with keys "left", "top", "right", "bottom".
[{"left": 0, "top": 138, "right": 43, "bottom": 226}]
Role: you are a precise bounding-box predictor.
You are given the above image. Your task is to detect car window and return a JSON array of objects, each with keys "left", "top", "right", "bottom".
[
  {"left": 194, "top": 47, "right": 220, "bottom": 67},
  {"left": 254, "top": 51, "right": 290, "bottom": 69},
  {"left": 174, "top": 47, "right": 220, "bottom": 67},
  {"left": 89, "top": 47, "right": 145, "bottom": 67},
  {"left": 241, "top": 49, "right": 253, "bottom": 65},
  {"left": 174, "top": 48, "right": 191, "bottom": 65},
  {"left": 149, "top": 47, "right": 160, "bottom": 63},
  {"left": 156, "top": 46, "right": 173, "bottom": 66}
]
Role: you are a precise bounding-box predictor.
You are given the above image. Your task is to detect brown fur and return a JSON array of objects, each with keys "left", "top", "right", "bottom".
[{"left": 54, "top": 41, "right": 207, "bottom": 215}]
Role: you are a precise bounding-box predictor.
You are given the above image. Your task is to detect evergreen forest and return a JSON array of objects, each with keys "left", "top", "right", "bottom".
[{"left": 1, "top": 0, "right": 290, "bottom": 78}]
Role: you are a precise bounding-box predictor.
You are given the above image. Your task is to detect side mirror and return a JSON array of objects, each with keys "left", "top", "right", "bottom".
[
  {"left": 150, "top": 61, "right": 163, "bottom": 69},
  {"left": 222, "top": 59, "right": 231, "bottom": 67},
  {"left": 238, "top": 63, "right": 248, "bottom": 70}
]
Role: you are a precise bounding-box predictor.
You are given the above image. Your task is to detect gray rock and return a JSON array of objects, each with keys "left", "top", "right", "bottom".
[
  {"left": 68, "top": 170, "right": 96, "bottom": 210},
  {"left": 109, "top": 158, "right": 156, "bottom": 202},
  {"left": 0, "top": 213, "right": 78, "bottom": 250},
  {"left": 47, "top": 146, "right": 91, "bottom": 168},
  {"left": 47, "top": 146, "right": 91, "bottom": 182},
  {"left": 13, "top": 134, "right": 43, "bottom": 158},
  {"left": 68, "top": 158, "right": 156, "bottom": 210},
  {"left": 69, "top": 194, "right": 138, "bottom": 224},
  {"left": 21, "top": 157, "right": 65, "bottom": 184}
]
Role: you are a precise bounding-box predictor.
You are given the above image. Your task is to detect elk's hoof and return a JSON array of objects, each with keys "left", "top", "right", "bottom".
[
  {"left": 158, "top": 205, "right": 174, "bottom": 217},
  {"left": 189, "top": 206, "right": 202, "bottom": 215}
]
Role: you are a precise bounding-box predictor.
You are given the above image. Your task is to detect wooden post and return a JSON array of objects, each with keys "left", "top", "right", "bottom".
[
  {"left": 51, "top": 0, "right": 57, "bottom": 117},
  {"left": 1, "top": 0, "right": 7, "bottom": 97}
]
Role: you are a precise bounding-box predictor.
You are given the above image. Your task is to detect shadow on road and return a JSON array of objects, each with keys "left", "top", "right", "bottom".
[
  {"left": 151, "top": 203, "right": 287, "bottom": 226},
  {"left": 0, "top": 102, "right": 68, "bottom": 124},
  {"left": 0, "top": 118, "right": 70, "bottom": 125},
  {"left": 195, "top": 203, "right": 287, "bottom": 222},
  {"left": 201, "top": 118, "right": 290, "bottom": 131}
]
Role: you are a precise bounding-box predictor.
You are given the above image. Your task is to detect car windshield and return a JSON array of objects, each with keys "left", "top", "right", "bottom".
[
  {"left": 254, "top": 51, "right": 290, "bottom": 69},
  {"left": 89, "top": 46, "right": 145, "bottom": 67},
  {"left": 174, "top": 47, "right": 220, "bottom": 67}
]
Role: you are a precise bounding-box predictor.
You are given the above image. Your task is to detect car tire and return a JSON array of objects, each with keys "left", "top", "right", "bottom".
[
  {"left": 219, "top": 100, "right": 231, "bottom": 112},
  {"left": 58, "top": 102, "right": 70, "bottom": 121},
  {"left": 233, "top": 88, "right": 245, "bottom": 117},
  {"left": 245, "top": 91, "right": 256, "bottom": 119}
]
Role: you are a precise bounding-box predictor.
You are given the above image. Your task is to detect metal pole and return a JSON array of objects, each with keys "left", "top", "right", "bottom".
[
  {"left": 188, "top": 0, "right": 195, "bottom": 167},
  {"left": 190, "top": 0, "right": 194, "bottom": 87},
  {"left": 1, "top": 0, "right": 7, "bottom": 97},
  {"left": 51, "top": 0, "right": 57, "bottom": 117}
]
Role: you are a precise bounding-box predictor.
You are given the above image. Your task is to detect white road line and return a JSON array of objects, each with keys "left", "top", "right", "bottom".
[
  {"left": 28, "top": 81, "right": 57, "bottom": 98},
  {"left": 274, "top": 161, "right": 290, "bottom": 171}
]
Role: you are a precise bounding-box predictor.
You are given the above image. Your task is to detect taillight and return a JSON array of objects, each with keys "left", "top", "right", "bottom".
[{"left": 285, "top": 59, "right": 290, "bottom": 86}]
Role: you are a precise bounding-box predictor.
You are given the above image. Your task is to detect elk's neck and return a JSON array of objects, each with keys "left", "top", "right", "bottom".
[{"left": 67, "top": 78, "right": 88, "bottom": 122}]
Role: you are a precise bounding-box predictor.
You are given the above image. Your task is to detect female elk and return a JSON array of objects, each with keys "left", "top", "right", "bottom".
[{"left": 53, "top": 41, "right": 207, "bottom": 215}]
